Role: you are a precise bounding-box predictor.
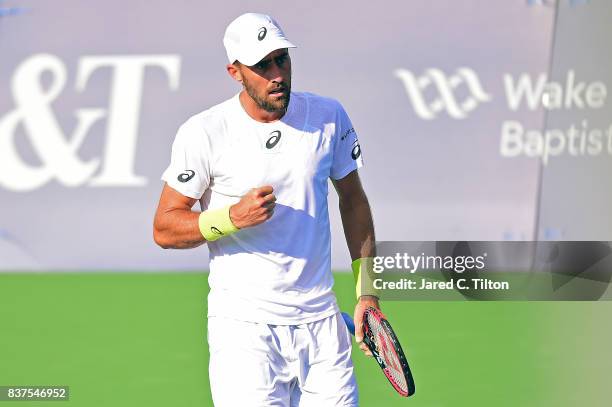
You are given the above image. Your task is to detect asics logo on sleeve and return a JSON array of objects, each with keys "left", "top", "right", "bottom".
[
  {"left": 258, "top": 27, "right": 267, "bottom": 41},
  {"left": 266, "top": 130, "right": 282, "bottom": 149},
  {"left": 177, "top": 170, "right": 195, "bottom": 182},
  {"left": 351, "top": 143, "right": 361, "bottom": 160}
]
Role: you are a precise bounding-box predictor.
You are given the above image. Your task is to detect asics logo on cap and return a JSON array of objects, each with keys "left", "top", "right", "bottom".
[
  {"left": 177, "top": 170, "right": 195, "bottom": 182},
  {"left": 258, "top": 27, "right": 267, "bottom": 41},
  {"left": 266, "top": 130, "right": 281, "bottom": 149},
  {"left": 223, "top": 13, "right": 296, "bottom": 66}
]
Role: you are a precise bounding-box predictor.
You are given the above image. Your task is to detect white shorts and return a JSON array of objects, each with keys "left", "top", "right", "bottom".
[{"left": 207, "top": 312, "right": 358, "bottom": 406}]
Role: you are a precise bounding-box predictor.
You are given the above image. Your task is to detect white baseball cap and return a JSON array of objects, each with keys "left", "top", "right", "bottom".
[{"left": 223, "top": 13, "right": 297, "bottom": 66}]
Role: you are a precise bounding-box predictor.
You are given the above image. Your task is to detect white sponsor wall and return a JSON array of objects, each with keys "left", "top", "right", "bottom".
[{"left": 0, "top": 0, "right": 609, "bottom": 270}]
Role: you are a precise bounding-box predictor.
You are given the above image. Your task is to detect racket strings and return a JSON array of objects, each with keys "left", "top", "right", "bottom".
[{"left": 366, "top": 313, "right": 408, "bottom": 393}]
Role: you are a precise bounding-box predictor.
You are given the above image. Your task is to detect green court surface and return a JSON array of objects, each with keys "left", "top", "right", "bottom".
[{"left": 0, "top": 272, "right": 610, "bottom": 406}]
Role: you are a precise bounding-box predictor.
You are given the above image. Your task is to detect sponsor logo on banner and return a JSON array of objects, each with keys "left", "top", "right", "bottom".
[
  {"left": 393, "top": 68, "right": 491, "bottom": 120},
  {"left": 0, "top": 7, "right": 25, "bottom": 17},
  {"left": 395, "top": 66, "right": 611, "bottom": 165},
  {"left": 501, "top": 71, "right": 610, "bottom": 165},
  {"left": 527, "top": 0, "right": 589, "bottom": 6},
  {"left": 0, "top": 0, "right": 26, "bottom": 17},
  {"left": 0, "top": 54, "right": 181, "bottom": 191}
]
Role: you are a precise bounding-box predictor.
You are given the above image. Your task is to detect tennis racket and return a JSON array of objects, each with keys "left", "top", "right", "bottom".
[{"left": 342, "top": 308, "right": 416, "bottom": 397}]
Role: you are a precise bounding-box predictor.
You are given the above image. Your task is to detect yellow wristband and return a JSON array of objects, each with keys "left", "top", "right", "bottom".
[
  {"left": 198, "top": 205, "right": 239, "bottom": 242},
  {"left": 351, "top": 257, "right": 379, "bottom": 299}
]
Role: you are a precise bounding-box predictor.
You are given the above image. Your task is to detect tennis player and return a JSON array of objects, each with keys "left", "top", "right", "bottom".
[{"left": 153, "top": 12, "right": 379, "bottom": 406}]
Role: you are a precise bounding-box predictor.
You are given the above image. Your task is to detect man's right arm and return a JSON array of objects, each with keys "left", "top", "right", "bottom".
[
  {"left": 153, "top": 183, "right": 204, "bottom": 249},
  {"left": 153, "top": 183, "right": 276, "bottom": 249}
]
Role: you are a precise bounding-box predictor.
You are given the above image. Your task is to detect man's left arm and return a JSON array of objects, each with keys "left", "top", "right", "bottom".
[{"left": 332, "top": 169, "right": 379, "bottom": 357}]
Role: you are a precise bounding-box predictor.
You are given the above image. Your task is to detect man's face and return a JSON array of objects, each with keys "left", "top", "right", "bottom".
[{"left": 237, "top": 49, "right": 292, "bottom": 113}]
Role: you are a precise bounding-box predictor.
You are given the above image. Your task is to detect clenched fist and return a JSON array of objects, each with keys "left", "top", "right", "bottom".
[{"left": 229, "top": 185, "right": 276, "bottom": 229}]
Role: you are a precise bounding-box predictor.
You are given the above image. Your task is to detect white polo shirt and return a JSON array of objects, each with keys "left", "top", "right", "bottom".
[{"left": 162, "top": 91, "right": 363, "bottom": 324}]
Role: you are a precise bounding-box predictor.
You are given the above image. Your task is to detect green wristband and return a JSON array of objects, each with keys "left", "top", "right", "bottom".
[
  {"left": 198, "top": 205, "right": 239, "bottom": 242},
  {"left": 351, "top": 257, "right": 379, "bottom": 299}
]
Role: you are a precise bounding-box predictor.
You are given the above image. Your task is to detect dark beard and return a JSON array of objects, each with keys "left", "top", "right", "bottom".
[{"left": 243, "top": 79, "right": 291, "bottom": 113}]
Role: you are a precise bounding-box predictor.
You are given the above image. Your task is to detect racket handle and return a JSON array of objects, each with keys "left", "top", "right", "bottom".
[{"left": 341, "top": 312, "right": 355, "bottom": 336}]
